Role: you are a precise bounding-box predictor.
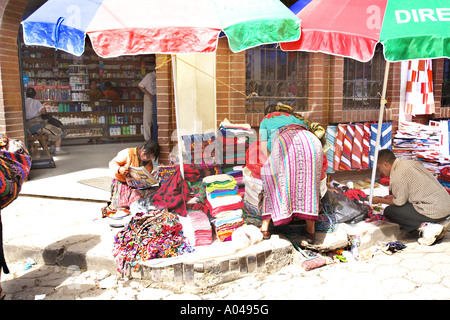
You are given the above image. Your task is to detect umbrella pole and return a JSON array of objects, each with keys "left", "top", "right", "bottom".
[
  {"left": 171, "top": 54, "right": 185, "bottom": 179},
  {"left": 369, "top": 61, "right": 390, "bottom": 205}
]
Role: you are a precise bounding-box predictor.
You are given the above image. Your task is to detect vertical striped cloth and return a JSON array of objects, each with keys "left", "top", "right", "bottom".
[
  {"left": 333, "top": 124, "right": 346, "bottom": 171},
  {"left": 325, "top": 125, "right": 337, "bottom": 174},
  {"left": 339, "top": 124, "right": 354, "bottom": 171},
  {"left": 405, "top": 59, "right": 435, "bottom": 116},
  {"left": 351, "top": 123, "right": 364, "bottom": 169},
  {"left": 362, "top": 122, "right": 371, "bottom": 169},
  {"left": 369, "top": 123, "right": 392, "bottom": 168}
]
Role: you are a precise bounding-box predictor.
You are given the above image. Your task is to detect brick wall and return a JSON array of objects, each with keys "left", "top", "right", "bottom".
[
  {"left": 0, "top": 0, "right": 28, "bottom": 141},
  {"left": 155, "top": 55, "right": 174, "bottom": 165},
  {"left": 216, "top": 38, "right": 246, "bottom": 126},
  {"left": 0, "top": 0, "right": 448, "bottom": 165}
]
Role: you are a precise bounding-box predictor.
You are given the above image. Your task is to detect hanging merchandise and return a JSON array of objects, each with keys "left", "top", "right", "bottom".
[
  {"left": 333, "top": 124, "right": 346, "bottom": 171},
  {"left": 112, "top": 209, "right": 194, "bottom": 274},
  {"left": 369, "top": 122, "right": 392, "bottom": 168},
  {"left": 325, "top": 125, "right": 337, "bottom": 174},
  {"left": 405, "top": 60, "right": 435, "bottom": 116},
  {"left": 182, "top": 132, "right": 218, "bottom": 166},
  {"left": 328, "top": 122, "right": 392, "bottom": 171},
  {"left": 351, "top": 123, "right": 364, "bottom": 170},
  {"left": 362, "top": 123, "right": 371, "bottom": 169},
  {"left": 339, "top": 124, "right": 354, "bottom": 171}
]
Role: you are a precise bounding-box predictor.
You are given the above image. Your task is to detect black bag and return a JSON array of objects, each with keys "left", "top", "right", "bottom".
[
  {"left": 41, "top": 114, "right": 63, "bottom": 128},
  {"left": 323, "top": 191, "right": 369, "bottom": 224}
]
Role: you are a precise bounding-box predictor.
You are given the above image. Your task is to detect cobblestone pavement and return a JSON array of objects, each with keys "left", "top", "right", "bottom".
[{"left": 2, "top": 233, "right": 449, "bottom": 301}]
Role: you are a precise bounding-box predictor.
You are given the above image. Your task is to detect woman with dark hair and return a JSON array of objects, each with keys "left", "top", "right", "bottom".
[
  {"left": 259, "top": 104, "right": 327, "bottom": 244},
  {"left": 103, "top": 140, "right": 160, "bottom": 215}
]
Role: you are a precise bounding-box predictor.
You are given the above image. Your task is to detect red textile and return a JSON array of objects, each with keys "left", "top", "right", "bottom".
[
  {"left": 343, "top": 189, "right": 368, "bottom": 201},
  {"left": 245, "top": 140, "right": 268, "bottom": 179},
  {"left": 204, "top": 200, "right": 244, "bottom": 218},
  {"left": 152, "top": 165, "right": 200, "bottom": 216}
]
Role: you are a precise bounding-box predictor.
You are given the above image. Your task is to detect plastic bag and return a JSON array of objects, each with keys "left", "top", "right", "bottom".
[{"left": 323, "top": 191, "right": 369, "bottom": 224}]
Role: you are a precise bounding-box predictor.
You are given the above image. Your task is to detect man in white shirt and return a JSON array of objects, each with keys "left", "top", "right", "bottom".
[
  {"left": 25, "top": 87, "right": 66, "bottom": 154},
  {"left": 138, "top": 71, "right": 156, "bottom": 141}
]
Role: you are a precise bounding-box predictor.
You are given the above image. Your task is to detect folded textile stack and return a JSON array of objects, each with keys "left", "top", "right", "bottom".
[
  {"left": 179, "top": 210, "right": 213, "bottom": 246},
  {"left": 393, "top": 121, "right": 440, "bottom": 161},
  {"left": 217, "top": 118, "right": 255, "bottom": 165},
  {"left": 392, "top": 121, "right": 449, "bottom": 176},
  {"left": 211, "top": 209, "right": 245, "bottom": 242},
  {"left": 223, "top": 165, "right": 244, "bottom": 196},
  {"left": 203, "top": 174, "right": 245, "bottom": 241}
]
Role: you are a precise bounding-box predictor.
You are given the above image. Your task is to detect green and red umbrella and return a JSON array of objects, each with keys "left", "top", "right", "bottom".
[
  {"left": 281, "top": 0, "right": 450, "bottom": 62},
  {"left": 281, "top": 0, "right": 450, "bottom": 203}
]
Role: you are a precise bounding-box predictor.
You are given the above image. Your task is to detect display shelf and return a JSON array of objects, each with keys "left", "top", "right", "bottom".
[{"left": 21, "top": 40, "right": 155, "bottom": 142}]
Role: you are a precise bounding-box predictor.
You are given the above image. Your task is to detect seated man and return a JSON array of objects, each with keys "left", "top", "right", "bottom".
[
  {"left": 25, "top": 87, "right": 67, "bottom": 155},
  {"left": 372, "top": 149, "right": 450, "bottom": 246}
]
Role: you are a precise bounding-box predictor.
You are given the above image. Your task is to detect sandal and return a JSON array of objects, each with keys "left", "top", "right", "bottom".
[
  {"left": 306, "top": 232, "right": 315, "bottom": 244},
  {"left": 301, "top": 232, "right": 316, "bottom": 247},
  {"left": 101, "top": 205, "right": 116, "bottom": 218},
  {"left": 260, "top": 229, "right": 271, "bottom": 240}
]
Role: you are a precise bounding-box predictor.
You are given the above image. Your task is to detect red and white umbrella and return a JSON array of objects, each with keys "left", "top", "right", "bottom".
[
  {"left": 22, "top": 0, "right": 301, "bottom": 176},
  {"left": 22, "top": 0, "right": 301, "bottom": 57}
]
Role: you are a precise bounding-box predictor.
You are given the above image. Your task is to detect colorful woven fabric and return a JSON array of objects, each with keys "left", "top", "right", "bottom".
[
  {"left": 109, "top": 179, "right": 157, "bottom": 210},
  {"left": 0, "top": 135, "right": 31, "bottom": 209},
  {"left": 339, "top": 124, "right": 354, "bottom": 171},
  {"left": 325, "top": 125, "right": 337, "bottom": 174},
  {"left": 182, "top": 132, "right": 217, "bottom": 165},
  {"left": 152, "top": 164, "right": 200, "bottom": 216},
  {"left": 157, "top": 165, "right": 177, "bottom": 184},
  {"left": 351, "top": 123, "right": 364, "bottom": 169},
  {"left": 405, "top": 59, "right": 435, "bottom": 116},
  {"left": 369, "top": 123, "right": 392, "bottom": 168},
  {"left": 362, "top": 122, "right": 371, "bottom": 169},
  {"left": 333, "top": 124, "right": 346, "bottom": 171},
  {"left": 113, "top": 209, "right": 193, "bottom": 274},
  {"left": 211, "top": 209, "right": 245, "bottom": 242}
]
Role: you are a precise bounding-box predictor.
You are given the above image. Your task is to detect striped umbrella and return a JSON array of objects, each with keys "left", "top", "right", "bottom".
[
  {"left": 281, "top": 0, "right": 450, "bottom": 203},
  {"left": 22, "top": 0, "right": 301, "bottom": 57},
  {"left": 21, "top": 0, "right": 301, "bottom": 177}
]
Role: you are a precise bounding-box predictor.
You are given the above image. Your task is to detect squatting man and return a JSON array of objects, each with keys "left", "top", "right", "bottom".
[{"left": 372, "top": 149, "right": 450, "bottom": 246}]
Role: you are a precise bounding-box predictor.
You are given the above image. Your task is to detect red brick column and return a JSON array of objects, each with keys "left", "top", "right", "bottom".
[
  {"left": 155, "top": 54, "right": 175, "bottom": 165},
  {"left": 216, "top": 38, "right": 246, "bottom": 127},
  {"left": 0, "top": 0, "right": 28, "bottom": 141}
]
